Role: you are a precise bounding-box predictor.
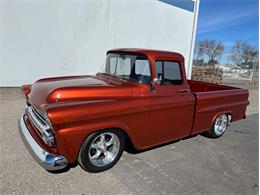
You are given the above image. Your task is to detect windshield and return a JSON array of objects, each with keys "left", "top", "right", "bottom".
[{"left": 98, "top": 53, "right": 152, "bottom": 84}]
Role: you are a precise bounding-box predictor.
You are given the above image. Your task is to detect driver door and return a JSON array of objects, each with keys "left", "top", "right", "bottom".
[{"left": 148, "top": 60, "right": 195, "bottom": 146}]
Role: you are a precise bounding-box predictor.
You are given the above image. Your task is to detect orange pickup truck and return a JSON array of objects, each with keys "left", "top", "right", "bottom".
[{"left": 19, "top": 48, "right": 249, "bottom": 173}]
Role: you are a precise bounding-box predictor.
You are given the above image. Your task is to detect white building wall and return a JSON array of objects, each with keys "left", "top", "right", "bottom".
[{"left": 0, "top": 0, "right": 199, "bottom": 86}]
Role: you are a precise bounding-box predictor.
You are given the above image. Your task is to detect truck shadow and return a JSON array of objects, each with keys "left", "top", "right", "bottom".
[
  {"left": 48, "top": 134, "right": 199, "bottom": 174},
  {"left": 124, "top": 134, "right": 198, "bottom": 154},
  {"left": 47, "top": 161, "right": 78, "bottom": 174}
]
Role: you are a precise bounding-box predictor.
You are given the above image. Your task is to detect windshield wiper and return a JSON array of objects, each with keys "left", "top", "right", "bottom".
[{"left": 96, "top": 72, "right": 126, "bottom": 82}]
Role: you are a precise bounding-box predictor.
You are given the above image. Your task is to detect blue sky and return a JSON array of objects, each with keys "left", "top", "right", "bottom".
[{"left": 196, "top": 0, "right": 259, "bottom": 52}]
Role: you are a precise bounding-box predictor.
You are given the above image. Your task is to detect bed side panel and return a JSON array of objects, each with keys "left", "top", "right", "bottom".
[{"left": 191, "top": 89, "right": 249, "bottom": 135}]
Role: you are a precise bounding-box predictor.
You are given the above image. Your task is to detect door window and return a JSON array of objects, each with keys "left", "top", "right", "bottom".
[{"left": 155, "top": 60, "right": 182, "bottom": 85}]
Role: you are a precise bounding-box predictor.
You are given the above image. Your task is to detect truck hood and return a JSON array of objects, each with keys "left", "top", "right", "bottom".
[{"left": 28, "top": 75, "right": 133, "bottom": 112}]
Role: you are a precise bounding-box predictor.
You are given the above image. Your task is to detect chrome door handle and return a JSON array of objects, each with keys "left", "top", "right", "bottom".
[{"left": 179, "top": 89, "right": 190, "bottom": 93}]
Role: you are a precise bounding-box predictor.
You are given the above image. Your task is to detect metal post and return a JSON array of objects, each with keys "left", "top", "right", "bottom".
[{"left": 250, "top": 54, "right": 258, "bottom": 84}]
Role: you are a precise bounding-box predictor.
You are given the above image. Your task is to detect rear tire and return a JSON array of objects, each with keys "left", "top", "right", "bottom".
[
  {"left": 78, "top": 129, "right": 125, "bottom": 173},
  {"left": 205, "top": 114, "right": 228, "bottom": 138}
]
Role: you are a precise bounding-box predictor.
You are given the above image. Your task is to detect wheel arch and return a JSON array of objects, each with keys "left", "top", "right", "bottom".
[
  {"left": 210, "top": 110, "right": 232, "bottom": 128},
  {"left": 79, "top": 126, "right": 137, "bottom": 153},
  {"left": 57, "top": 120, "right": 139, "bottom": 163}
]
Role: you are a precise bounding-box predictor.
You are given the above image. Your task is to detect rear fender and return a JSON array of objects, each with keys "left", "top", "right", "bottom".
[{"left": 209, "top": 110, "right": 232, "bottom": 128}]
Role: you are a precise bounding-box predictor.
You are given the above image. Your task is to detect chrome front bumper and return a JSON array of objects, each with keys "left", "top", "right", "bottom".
[{"left": 18, "top": 116, "right": 68, "bottom": 171}]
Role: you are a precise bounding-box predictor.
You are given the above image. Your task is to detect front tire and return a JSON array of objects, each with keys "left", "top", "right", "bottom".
[
  {"left": 78, "top": 129, "right": 125, "bottom": 173},
  {"left": 205, "top": 114, "right": 229, "bottom": 138}
]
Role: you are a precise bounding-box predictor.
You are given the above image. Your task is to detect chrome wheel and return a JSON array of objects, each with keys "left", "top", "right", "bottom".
[
  {"left": 214, "top": 114, "right": 228, "bottom": 136},
  {"left": 88, "top": 132, "right": 120, "bottom": 167}
]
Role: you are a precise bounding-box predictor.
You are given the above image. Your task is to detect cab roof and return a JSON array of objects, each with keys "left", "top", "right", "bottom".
[{"left": 107, "top": 48, "right": 184, "bottom": 60}]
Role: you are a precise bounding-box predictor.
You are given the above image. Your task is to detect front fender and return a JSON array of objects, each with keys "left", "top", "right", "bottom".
[
  {"left": 55, "top": 119, "right": 138, "bottom": 163},
  {"left": 46, "top": 97, "right": 151, "bottom": 163}
]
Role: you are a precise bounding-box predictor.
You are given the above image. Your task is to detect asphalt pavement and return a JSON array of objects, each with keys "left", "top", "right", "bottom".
[{"left": 0, "top": 86, "right": 258, "bottom": 194}]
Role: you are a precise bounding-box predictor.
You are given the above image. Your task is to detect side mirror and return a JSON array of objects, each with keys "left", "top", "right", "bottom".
[
  {"left": 151, "top": 78, "right": 161, "bottom": 94},
  {"left": 152, "top": 78, "right": 161, "bottom": 86}
]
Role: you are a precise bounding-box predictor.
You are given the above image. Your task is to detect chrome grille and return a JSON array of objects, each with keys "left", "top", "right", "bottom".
[
  {"left": 25, "top": 106, "right": 55, "bottom": 146},
  {"left": 27, "top": 106, "right": 48, "bottom": 131},
  {"left": 31, "top": 106, "right": 46, "bottom": 126}
]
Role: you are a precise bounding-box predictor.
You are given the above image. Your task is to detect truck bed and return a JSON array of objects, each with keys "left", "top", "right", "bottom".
[
  {"left": 187, "top": 80, "right": 249, "bottom": 135},
  {"left": 188, "top": 80, "right": 238, "bottom": 93}
]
